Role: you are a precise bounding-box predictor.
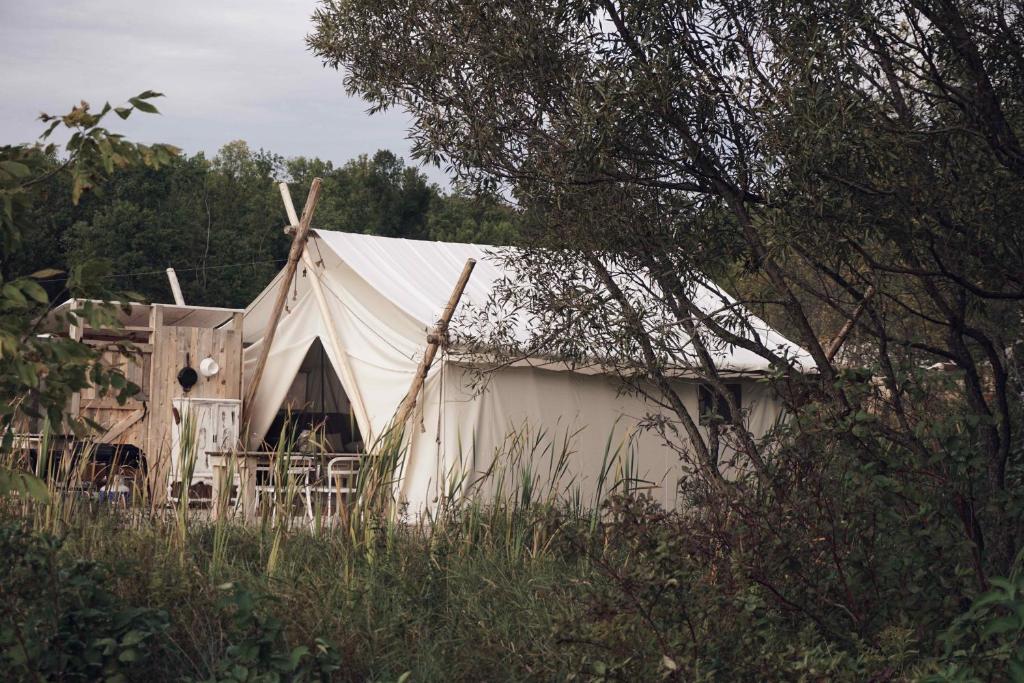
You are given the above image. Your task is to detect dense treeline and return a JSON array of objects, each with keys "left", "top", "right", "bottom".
[{"left": 11, "top": 141, "right": 519, "bottom": 309}]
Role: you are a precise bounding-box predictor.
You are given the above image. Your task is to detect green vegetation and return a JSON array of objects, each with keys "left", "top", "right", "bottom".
[
  {"left": 15, "top": 141, "right": 519, "bottom": 310},
  {"left": 1, "top": 485, "right": 1023, "bottom": 681},
  {"left": 3, "top": 0, "right": 1024, "bottom": 678},
  {"left": 0, "top": 94, "right": 177, "bottom": 498}
]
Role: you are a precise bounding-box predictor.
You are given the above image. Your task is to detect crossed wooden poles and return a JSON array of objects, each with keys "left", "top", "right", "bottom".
[{"left": 240, "top": 178, "right": 475, "bottom": 447}]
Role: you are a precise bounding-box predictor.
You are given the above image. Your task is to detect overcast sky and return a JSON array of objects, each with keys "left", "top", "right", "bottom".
[{"left": 0, "top": 0, "right": 448, "bottom": 184}]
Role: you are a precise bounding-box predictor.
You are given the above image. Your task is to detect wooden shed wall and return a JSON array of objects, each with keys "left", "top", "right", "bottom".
[
  {"left": 145, "top": 308, "right": 243, "bottom": 498},
  {"left": 76, "top": 344, "right": 150, "bottom": 449}
]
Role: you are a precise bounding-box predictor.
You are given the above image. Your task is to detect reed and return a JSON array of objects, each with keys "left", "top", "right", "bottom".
[{"left": 0, "top": 414, "right": 676, "bottom": 681}]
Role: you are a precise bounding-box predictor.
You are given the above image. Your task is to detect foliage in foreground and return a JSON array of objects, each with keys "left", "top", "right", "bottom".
[
  {"left": 1, "top": 479, "right": 1021, "bottom": 682},
  {"left": 0, "top": 93, "right": 178, "bottom": 499},
  {"left": 312, "top": 0, "right": 1024, "bottom": 590}
]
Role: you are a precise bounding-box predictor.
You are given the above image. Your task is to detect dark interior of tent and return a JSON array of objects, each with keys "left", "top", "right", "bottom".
[{"left": 262, "top": 338, "right": 364, "bottom": 453}]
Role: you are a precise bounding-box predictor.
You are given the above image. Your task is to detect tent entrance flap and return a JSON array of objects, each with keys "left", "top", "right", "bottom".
[{"left": 261, "top": 338, "right": 364, "bottom": 452}]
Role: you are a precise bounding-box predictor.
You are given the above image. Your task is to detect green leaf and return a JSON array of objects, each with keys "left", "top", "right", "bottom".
[
  {"left": 2, "top": 283, "right": 27, "bottom": 305},
  {"left": 288, "top": 645, "right": 309, "bottom": 669},
  {"left": 120, "top": 630, "right": 146, "bottom": 646},
  {"left": 982, "top": 615, "right": 1021, "bottom": 638},
  {"left": 128, "top": 98, "right": 159, "bottom": 114},
  {"left": 972, "top": 590, "right": 1009, "bottom": 610},
  {"left": 0, "top": 467, "right": 51, "bottom": 502},
  {"left": 40, "top": 118, "right": 61, "bottom": 139},
  {"left": 31, "top": 268, "right": 64, "bottom": 279},
  {"left": 0, "top": 161, "right": 31, "bottom": 178},
  {"left": 18, "top": 279, "right": 49, "bottom": 304}
]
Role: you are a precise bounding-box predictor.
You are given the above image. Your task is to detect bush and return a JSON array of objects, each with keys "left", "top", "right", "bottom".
[
  {"left": 205, "top": 582, "right": 341, "bottom": 683},
  {"left": 928, "top": 558, "right": 1024, "bottom": 682},
  {"left": 0, "top": 520, "right": 169, "bottom": 681}
]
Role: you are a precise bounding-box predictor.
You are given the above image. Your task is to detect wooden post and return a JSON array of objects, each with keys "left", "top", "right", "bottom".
[
  {"left": 825, "top": 285, "right": 877, "bottom": 363},
  {"left": 279, "top": 182, "right": 373, "bottom": 440},
  {"left": 236, "top": 454, "right": 258, "bottom": 522},
  {"left": 209, "top": 452, "right": 232, "bottom": 521},
  {"left": 242, "top": 178, "right": 323, "bottom": 427},
  {"left": 393, "top": 258, "right": 477, "bottom": 429},
  {"left": 210, "top": 452, "right": 258, "bottom": 522},
  {"left": 165, "top": 268, "right": 186, "bottom": 305},
  {"left": 68, "top": 299, "right": 82, "bottom": 424}
]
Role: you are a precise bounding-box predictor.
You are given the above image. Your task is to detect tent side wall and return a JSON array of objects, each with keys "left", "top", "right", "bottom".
[
  {"left": 239, "top": 231, "right": 798, "bottom": 512},
  {"left": 399, "top": 362, "right": 784, "bottom": 512}
]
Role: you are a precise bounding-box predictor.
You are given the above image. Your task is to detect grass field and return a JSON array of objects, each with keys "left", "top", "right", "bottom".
[
  {"left": 1, "top": 491, "right": 598, "bottom": 682},
  {"left": 1, "top": 429, "right": 1018, "bottom": 681}
]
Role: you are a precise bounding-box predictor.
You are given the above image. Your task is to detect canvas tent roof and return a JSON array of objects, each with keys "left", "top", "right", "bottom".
[
  {"left": 241, "top": 230, "right": 812, "bottom": 374},
  {"left": 239, "top": 230, "right": 809, "bottom": 510}
]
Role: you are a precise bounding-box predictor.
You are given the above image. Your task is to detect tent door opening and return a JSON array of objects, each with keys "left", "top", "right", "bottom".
[{"left": 262, "top": 338, "right": 363, "bottom": 453}]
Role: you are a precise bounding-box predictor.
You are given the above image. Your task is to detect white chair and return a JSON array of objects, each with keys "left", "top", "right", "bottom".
[
  {"left": 325, "top": 455, "right": 362, "bottom": 520},
  {"left": 255, "top": 454, "right": 316, "bottom": 521}
]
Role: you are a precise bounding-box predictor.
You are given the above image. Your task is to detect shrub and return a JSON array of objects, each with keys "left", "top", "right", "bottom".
[
  {"left": 204, "top": 582, "right": 341, "bottom": 683},
  {"left": 928, "top": 559, "right": 1024, "bottom": 682},
  {"left": 0, "top": 520, "right": 169, "bottom": 681}
]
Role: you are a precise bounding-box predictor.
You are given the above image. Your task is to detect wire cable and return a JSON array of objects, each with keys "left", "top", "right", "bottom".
[{"left": 35, "top": 258, "right": 288, "bottom": 284}]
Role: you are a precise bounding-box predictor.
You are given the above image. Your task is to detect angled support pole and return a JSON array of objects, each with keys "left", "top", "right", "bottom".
[
  {"left": 825, "top": 284, "right": 877, "bottom": 363},
  {"left": 278, "top": 182, "right": 372, "bottom": 441},
  {"left": 393, "top": 258, "right": 477, "bottom": 430},
  {"left": 242, "top": 178, "right": 322, "bottom": 432},
  {"left": 165, "top": 268, "right": 186, "bottom": 305}
]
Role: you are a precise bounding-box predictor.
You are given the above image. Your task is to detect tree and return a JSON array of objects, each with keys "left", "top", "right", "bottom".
[
  {"left": 289, "top": 149, "right": 435, "bottom": 239},
  {"left": 59, "top": 143, "right": 521, "bottom": 309},
  {"left": 310, "top": 0, "right": 1024, "bottom": 592},
  {"left": 63, "top": 141, "right": 289, "bottom": 308},
  {"left": 426, "top": 190, "right": 521, "bottom": 244},
  {"left": 0, "top": 93, "right": 178, "bottom": 495}
]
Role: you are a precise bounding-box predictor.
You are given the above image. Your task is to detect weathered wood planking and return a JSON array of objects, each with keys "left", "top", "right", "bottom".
[
  {"left": 77, "top": 345, "right": 150, "bottom": 448},
  {"left": 145, "top": 310, "right": 243, "bottom": 501},
  {"left": 60, "top": 301, "right": 244, "bottom": 503}
]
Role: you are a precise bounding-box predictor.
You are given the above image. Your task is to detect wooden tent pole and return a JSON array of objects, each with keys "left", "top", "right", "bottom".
[
  {"left": 242, "top": 178, "right": 323, "bottom": 424},
  {"left": 165, "top": 268, "right": 186, "bottom": 305},
  {"left": 393, "top": 258, "right": 477, "bottom": 429},
  {"left": 278, "top": 182, "right": 372, "bottom": 441},
  {"left": 825, "top": 284, "right": 877, "bottom": 363}
]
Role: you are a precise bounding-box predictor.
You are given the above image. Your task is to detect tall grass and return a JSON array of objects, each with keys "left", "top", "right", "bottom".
[{"left": 0, "top": 415, "right": 652, "bottom": 680}]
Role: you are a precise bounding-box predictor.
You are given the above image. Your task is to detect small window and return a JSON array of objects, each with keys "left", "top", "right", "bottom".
[{"left": 698, "top": 383, "right": 742, "bottom": 425}]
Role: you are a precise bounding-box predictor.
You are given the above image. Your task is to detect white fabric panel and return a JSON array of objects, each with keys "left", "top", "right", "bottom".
[
  {"left": 243, "top": 232, "right": 813, "bottom": 373},
  {"left": 243, "top": 244, "right": 428, "bottom": 445},
  {"left": 242, "top": 295, "right": 319, "bottom": 446},
  {"left": 314, "top": 231, "right": 502, "bottom": 333},
  {"left": 240, "top": 266, "right": 303, "bottom": 345},
  {"left": 240, "top": 231, "right": 800, "bottom": 512},
  {"left": 309, "top": 231, "right": 813, "bottom": 373},
  {"left": 398, "top": 364, "right": 785, "bottom": 512}
]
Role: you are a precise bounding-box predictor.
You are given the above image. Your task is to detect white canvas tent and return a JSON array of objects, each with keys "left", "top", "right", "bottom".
[{"left": 240, "top": 230, "right": 812, "bottom": 511}]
